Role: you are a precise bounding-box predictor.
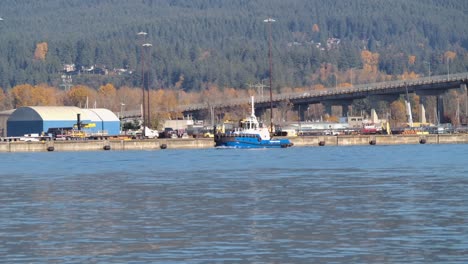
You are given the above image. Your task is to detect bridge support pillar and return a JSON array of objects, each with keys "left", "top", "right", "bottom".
[
  {"left": 323, "top": 103, "right": 332, "bottom": 117},
  {"left": 341, "top": 103, "right": 350, "bottom": 117},
  {"left": 292, "top": 104, "right": 309, "bottom": 121},
  {"left": 462, "top": 84, "right": 468, "bottom": 124},
  {"left": 419, "top": 103, "right": 427, "bottom": 124},
  {"left": 437, "top": 95, "right": 445, "bottom": 124},
  {"left": 322, "top": 100, "right": 353, "bottom": 118},
  {"left": 460, "top": 83, "right": 467, "bottom": 92},
  {"left": 256, "top": 108, "right": 267, "bottom": 122}
]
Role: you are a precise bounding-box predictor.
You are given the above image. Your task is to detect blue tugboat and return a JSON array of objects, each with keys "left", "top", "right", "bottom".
[{"left": 214, "top": 97, "right": 293, "bottom": 148}]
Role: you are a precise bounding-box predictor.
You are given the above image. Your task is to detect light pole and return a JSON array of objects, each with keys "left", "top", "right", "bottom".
[
  {"left": 333, "top": 73, "right": 338, "bottom": 89},
  {"left": 137, "top": 32, "right": 147, "bottom": 135},
  {"left": 264, "top": 17, "right": 275, "bottom": 133},
  {"left": 143, "top": 43, "right": 153, "bottom": 128},
  {"left": 120, "top": 103, "right": 125, "bottom": 132},
  {"left": 446, "top": 57, "right": 450, "bottom": 79},
  {"left": 424, "top": 61, "right": 431, "bottom": 77}
]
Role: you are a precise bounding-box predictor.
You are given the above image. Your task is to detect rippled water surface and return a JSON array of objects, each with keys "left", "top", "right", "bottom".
[{"left": 1, "top": 144, "right": 467, "bottom": 263}]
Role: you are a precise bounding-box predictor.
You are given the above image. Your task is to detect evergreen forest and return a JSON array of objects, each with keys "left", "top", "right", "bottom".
[
  {"left": 0, "top": 0, "right": 467, "bottom": 125},
  {"left": 0, "top": 0, "right": 467, "bottom": 90}
]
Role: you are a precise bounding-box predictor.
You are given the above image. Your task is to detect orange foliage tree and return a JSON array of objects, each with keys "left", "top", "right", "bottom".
[
  {"left": 34, "top": 84, "right": 62, "bottom": 106},
  {"left": 64, "top": 85, "right": 97, "bottom": 107},
  {"left": 390, "top": 100, "right": 407, "bottom": 127},
  {"left": 400, "top": 71, "right": 419, "bottom": 80},
  {"left": 312, "top": 24, "right": 320, "bottom": 32},
  {"left": 178, "top": 90, "right": 200, "bottom": 106},
  {"left": 10, "top": 84, "right": 34, "bottom": 108},
  {"left": 98, "top": 83, "right": 117, "bottom": 110},
  {"left": 9, "top": 84, "right": 59, "bottom": 108},
  {"left": 361, "top": 50, "right": 379, "bottom": 74},
  {"left": 444, "top": 51, "right": 457, "bottom": 61},
  {"left": 117, "top": 86, "right": 142, "bottom": 112},
  {"left": 34, "top": 42, "right": 48, "bottom": 61},
  {"left": 312, "top": 84, "right": 326, "bottom": 91}
]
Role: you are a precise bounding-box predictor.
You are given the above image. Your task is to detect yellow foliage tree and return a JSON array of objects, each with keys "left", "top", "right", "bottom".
[
  {"left": 201, "top": 84, "right": 222, "bottom": 104},
  {"left": 98, "top": 83, "right": 117, "bottom": 110},
  {"left": 408, "top": 55, "right": 416, "bottom": 65},
  {"left": 444, "top": 51, "right": 456, "bottom": 61},
  {"left": 9, "top": 84, "right": 60, "bottom": 107},
  {"left": 10, "top": 84, "right": 34, "bottom": 107},
  {"left": 167, "top": 90, "right": 184, "bottom": 120},
  {"left": 178, "top": 90, "right": 199, "bottom": 105},
  {"left": 65, "top": 85, "right": 96, "bottom": 107},
  {"left": 312, "top": 84, "right": 326, "bottom": 90},
  {"left": 34, "top": 84, "right": 61, "bottom": 106},
  {"left": 117, "top": 86, "right": 142, "bottom": 112},
  {"left": 390, "top": 100, "right": 407, "bottom": 126},
  {"left": 339, "top": 83, "right": 353, "bottom": 88},
  {"left": 34, "top": 42, "right": 48, "bottom": 61},
  {"left": 224, "top": 87, "right": 240, "bottom": 99},
  {"left": 361, "top": 50, "right": 379, "bottom": 73},
  {"left": 400, "top": 71, "right": 419, "bottom": 80}
]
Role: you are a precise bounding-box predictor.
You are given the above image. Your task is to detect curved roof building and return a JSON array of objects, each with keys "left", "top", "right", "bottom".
[{"left": 7, "top": 106, "right": 120, "bottom": 137}]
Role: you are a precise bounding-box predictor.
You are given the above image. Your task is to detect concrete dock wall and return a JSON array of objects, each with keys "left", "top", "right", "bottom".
[{"left": 0, "top": 135, "right": 467, "bottom": 152}]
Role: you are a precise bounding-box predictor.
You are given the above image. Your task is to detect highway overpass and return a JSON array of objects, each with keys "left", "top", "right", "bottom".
[{"left": 181, "top": 72, "right": 468, "bottom": 122}]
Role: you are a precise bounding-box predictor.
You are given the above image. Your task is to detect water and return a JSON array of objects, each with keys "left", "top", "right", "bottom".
[{"left": 0, "top": 145, "right": 467, "bottom": 263}]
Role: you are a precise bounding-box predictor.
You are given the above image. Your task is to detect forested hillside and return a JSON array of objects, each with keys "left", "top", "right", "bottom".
[{"left": 0, "top": 0, "right": 467, "bottom": 92}]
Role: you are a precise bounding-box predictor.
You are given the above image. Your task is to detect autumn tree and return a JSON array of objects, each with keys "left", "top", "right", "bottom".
[
  {"left": 312, "top": 24, "right": 320, "bottom": 32},
  {"left": 98, "top": 83, "right": 117, "bottom": 110},
  {"left": 312, "top": 84, "right": 326, "bottom": 91},
  {"left": 64, "top": 85, "right": 97, "bottom": 107},
  {"left": 390, "top": 100, "right": 407, "bottom": 127},
  {"left": 444, "top": 51, "right": 457, "bottom": 61},
  {"left": 33, "top": 42, "right": 48, "bottom": 61},
  {"left": 224, "top": 87, "right": 241, "bottom": 99},
  {"left": 37, "top": 84, "right": 61, "bottom": 106},
  {"left": 9, "top": 84, "right": 34, "bottom": 108},
  {"left": 117, "top": 86, "right": 142, "bottom": 112},
  {"left": 361, "top": 50, "right": 379, "bottom": 74},
  {"left": 8, "top": 84, "right": 58, "bottom": 107}
]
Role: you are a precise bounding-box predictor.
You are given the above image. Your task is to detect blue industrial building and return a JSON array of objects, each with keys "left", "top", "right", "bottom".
[{"left": 7, "top": 106, "right": 120, "bottom": 137}]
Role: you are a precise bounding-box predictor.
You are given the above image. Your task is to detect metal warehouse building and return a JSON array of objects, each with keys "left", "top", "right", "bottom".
[{"left": 7, "top": 106, "right": 120, "bottom": 137}]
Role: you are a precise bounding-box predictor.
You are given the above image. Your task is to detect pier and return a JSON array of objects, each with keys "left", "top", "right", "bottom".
[{"left": 1, "top": 134, "right": 467, "bottom": 152}]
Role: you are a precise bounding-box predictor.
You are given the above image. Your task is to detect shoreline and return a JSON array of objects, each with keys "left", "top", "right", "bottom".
[{"left": 0, "top": 134, "right": 467, "bottom": 152}]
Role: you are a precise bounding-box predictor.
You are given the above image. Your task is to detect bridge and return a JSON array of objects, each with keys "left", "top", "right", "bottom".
[{"left": 181, "top": 72, "right": 468, "bottom": 122}]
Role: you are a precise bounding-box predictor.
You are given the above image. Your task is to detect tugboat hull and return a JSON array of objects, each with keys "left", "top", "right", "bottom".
[{"left": 215, "top": 134, "right": 293, "bottom": 148}]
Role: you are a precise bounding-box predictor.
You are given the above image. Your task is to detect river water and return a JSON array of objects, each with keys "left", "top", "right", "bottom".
[{"left": 0, "top": 144, "right": 467, "bottom": 263}]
